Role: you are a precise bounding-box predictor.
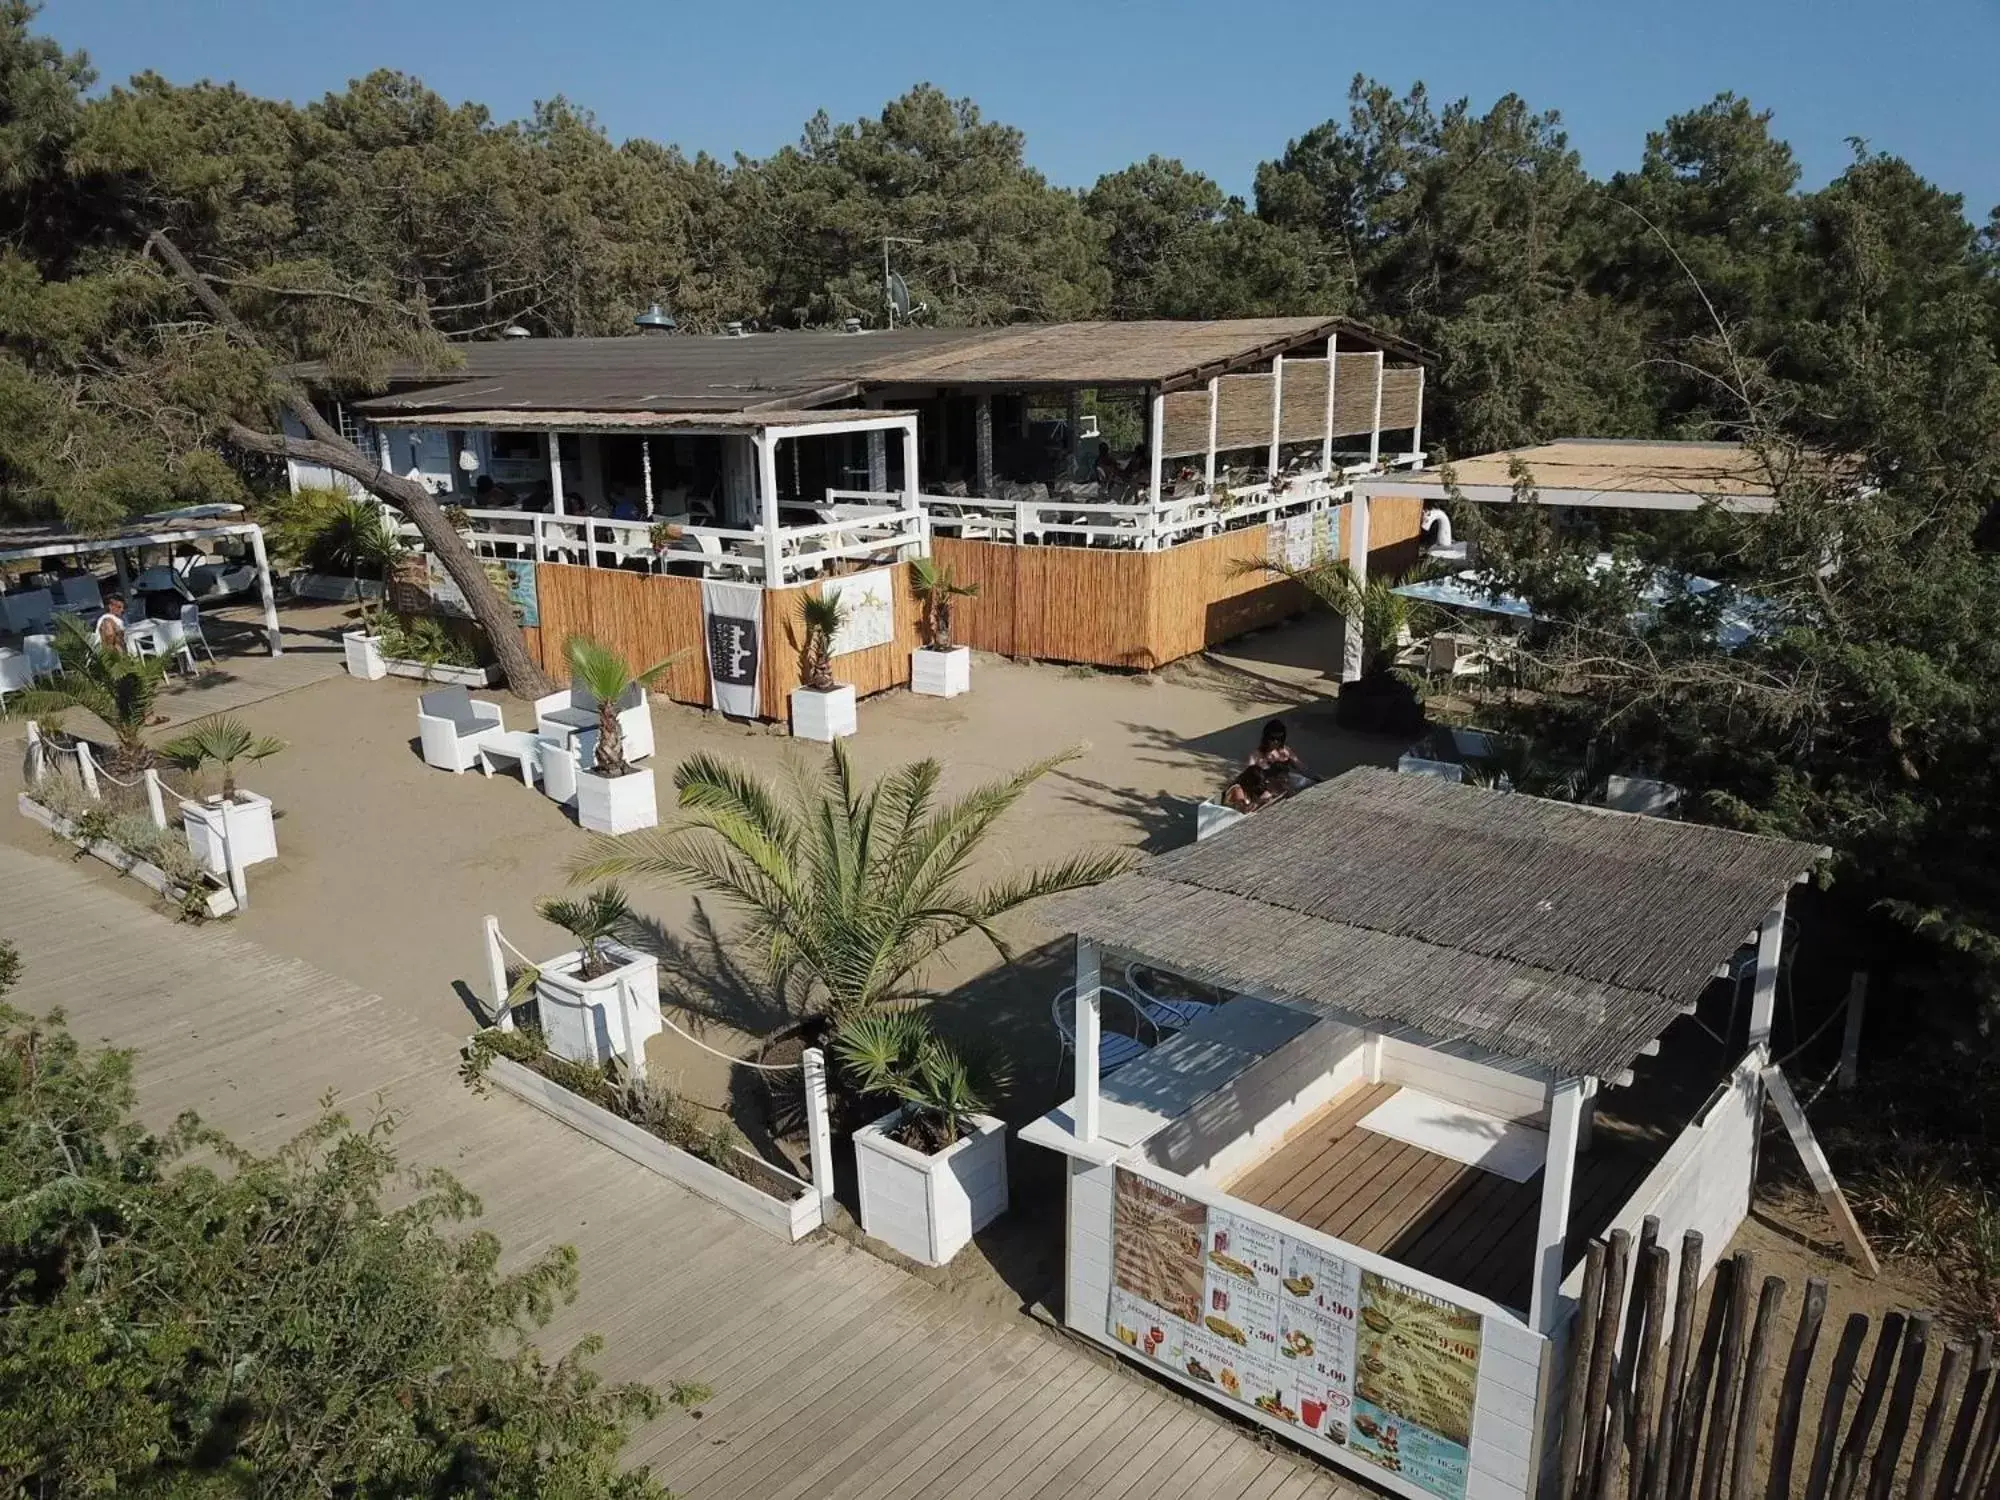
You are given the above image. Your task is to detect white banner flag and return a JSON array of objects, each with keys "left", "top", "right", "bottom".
[{"left": 701, "top": 580, "right": 763, "bottom": 719}]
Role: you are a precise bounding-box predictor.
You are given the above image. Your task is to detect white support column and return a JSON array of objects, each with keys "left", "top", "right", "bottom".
[
  {"left": 484, "top": 915, "right": 511, "bottom": 1030},
  {"left": 641, "top": 438, "right": 654, "bottom": 515},
  {"left": 1368, "top": 352, "right": 1385, "bottom": 470},
  {"left": 1341, "top": 490, "right": 1372, "bottom": 683},
  {"left": 1748, "top": 898, "right": 1788, "bottom": 1055},
  {"left": 1321, "top": 334, "right": 1339, "bottom": 474},
  {"left": 1409, "top": 365, "right": 1426, "bottom": 460},
  {"left": 142, "top": 768, "right": 166, "bottom": 830},
  {"left": 1075, "top": 938, "right": 1102, "bottom": 1142},
  {"left": 974, "top": 395, "right": 994, "bottom": 498},
  {"left": 1267, "top": 354, "right": 1285, "bottom": 478},
  {"left": 616, "top": 975, "right": 644, "bottom": 1082},
  {"left": 1531, "top": 1076, "right": 1588, "bottom": 1334},
  {"left": 802, "top": 1047, "right": 837, "bottom": 1215},
  {"left": 547, "top": 432, "right": 566, "bottom": 516},
  {"left": 247, "top": 525, "right": 282, "bottom": 656},
  {"left": 1146, "top": 390, "right": 1166, "bottom": 550},
  {"left": 219, "top": 795, "right": 249, "bottom": 911},
  {"left": 1204, "top": 377, "right": 1220, "bottom": 492},
  {"left": 901, "top": 417, "right": 922, "bottom": 559},
  {"left": 868, "top": 429, "right": 888, "bottom": 492},
  {"left": 756, "top": 433, "right": 783, "bottom": 585}
]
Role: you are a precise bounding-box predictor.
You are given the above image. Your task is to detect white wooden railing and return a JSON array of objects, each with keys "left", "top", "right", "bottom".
[{"left": 398, "top": 497, "right": 926, "bottom": 586}]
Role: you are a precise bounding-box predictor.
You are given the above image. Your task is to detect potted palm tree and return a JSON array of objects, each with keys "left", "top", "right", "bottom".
[
  {"left": 161, "top": 713, "right": 286, "bottom": 875},
  {"left": 570, "top": 742, "right": 1132, "bottom": 1029},
  {"left": 837, "top": 1010, "right": 1009, "bottom": 1267},
  {"left": 562, "top": 634, "right": 677, "bottom": 835},
  {"left": 1250, "top": 557, "right": 1429, "bottom": 737},
  {"left": 321, "top": 498, "right": 407, "bottom": 680},
  {"left": 908, "top": 557, "right": 978, "bottom": 699},
  {"left": 12, "top": 617, "right": 171, "bottom": 774},
  {"left": 789, "top": 591, "right": 855, "bottom": 741},
  {"left": 519, "top": 884, "right": 662, "bottom": 1070}
]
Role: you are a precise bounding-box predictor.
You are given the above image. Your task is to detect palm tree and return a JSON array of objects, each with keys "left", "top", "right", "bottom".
[
  {"left": 1254, "top": 557, "right": 1426, "bottom": 678},
  {"left": 797, "top": 592, "right": 844, "bottom": 692},
  {"left": 908, "top": 558, "right": 979, "bottom": 651},
  {"left": 10, "top": 617, "right": 171, "bottom": 772},
  {"left": 160, "top": 714, "right": 285, "bottom": 802},
  {"left": 536, "top": 884, "right": 633, "bottom": 980},
  {"left": 560, "top": 634, "right": 682, "bottom": 777},
  {"left": 833, "top": 1009, "right": 1005, "bottom": 1152},
  {"left": 570, "top": 743, "right": 1134, "bottom": 1027}
]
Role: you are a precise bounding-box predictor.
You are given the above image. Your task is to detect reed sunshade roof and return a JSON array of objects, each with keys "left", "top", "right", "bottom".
[
  {"left": 338, "top": 319, "right": 1425, "bottom": 421},
  {"left": 1047, "top": 769, "right": 1825, "bottom": 1080}
]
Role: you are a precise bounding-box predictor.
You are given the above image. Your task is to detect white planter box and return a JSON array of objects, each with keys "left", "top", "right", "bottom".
[
  {"left": 853, "top": 1107, "right": 1008, "bottom": 1267},
  {"left": 342, "top": 631, "right": 386, "bottom": 680},
  {"left": 531, "top": 944, "right": 662, "bottom": 1068},
  {"left": 911, "top": 646, "right": 970, "bottom": 699},
  {"left": 576, "top": 765, "right": 657, "bottom": 834},
  {"left": 18, "top": 792, "right": 236, "bottom": 918},
  {"left": 382, "top": 657, "right": 501, "bottom": 686},
  {"left": 790, "top": 683, "right": 857, "bottom": 742},
  {"left": 180, "top": 791, "right": 278, "bottom": 875},
  {"left": 476, "top": 1049, "right": 822, "bottom": 1241}
]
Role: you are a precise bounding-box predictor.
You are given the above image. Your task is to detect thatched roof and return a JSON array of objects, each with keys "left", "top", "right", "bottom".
[
  {"left": 341, "top": 319, "right": 1424, "bottom": 420},
  {"left": 1047, "top": 769, "right": 1825, "bottom": 1080}
]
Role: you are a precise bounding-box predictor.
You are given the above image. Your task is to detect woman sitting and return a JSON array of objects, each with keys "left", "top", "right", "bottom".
[
  {"left": 1222, "top": 764, "right": 1280, "bottom": 814},
  {"left": 1247, "top": 719, "right": 1314, "bottom": 795}
]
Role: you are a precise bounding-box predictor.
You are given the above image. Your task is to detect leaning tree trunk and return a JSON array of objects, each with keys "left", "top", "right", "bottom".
[{"left": 147, "top": 232, "right": 552, "bottom": 698}]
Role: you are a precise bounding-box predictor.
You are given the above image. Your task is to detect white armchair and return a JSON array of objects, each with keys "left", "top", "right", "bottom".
[
  {"left": 534, "top": 683, "right": 652, "bottom": 764},
  {"left": 417, "top": 686, "right": 505, "bottom": 773}
]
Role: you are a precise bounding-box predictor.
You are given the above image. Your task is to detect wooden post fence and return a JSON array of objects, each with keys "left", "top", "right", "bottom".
[{"left": 1554, "top": 1230, "right": 1989, "bottom": 1500}]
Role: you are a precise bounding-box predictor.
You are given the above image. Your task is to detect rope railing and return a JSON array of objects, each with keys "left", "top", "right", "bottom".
[{"left": 485, "top": 917, "right": 795, "bottom": 1071}]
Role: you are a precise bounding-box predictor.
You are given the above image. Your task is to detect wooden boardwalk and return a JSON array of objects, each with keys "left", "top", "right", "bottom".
[{"left": 0, "top": 841, "right": 1362, "bottom": 1500}]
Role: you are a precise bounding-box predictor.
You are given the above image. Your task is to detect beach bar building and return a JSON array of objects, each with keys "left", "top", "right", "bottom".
[
  {"left": 1022, "top": 769, "right": 1822, "bottom": 1500},
  {"left": 292, "top": 318, "right": 1427, "bottom": 714}
]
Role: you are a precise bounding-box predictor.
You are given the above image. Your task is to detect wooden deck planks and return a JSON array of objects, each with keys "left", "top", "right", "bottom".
[
  {"left": 1227, "top": 1078, "right": 1667, "bottom": 1314},
  {"left": 0, "top": 841, "right": 1366, "bottom": 1500}
]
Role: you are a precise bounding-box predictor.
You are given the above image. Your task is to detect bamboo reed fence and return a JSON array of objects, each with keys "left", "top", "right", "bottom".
[
  {"left": 1555, "top": 1224, "right": 1987, "bottom": 1500},
  {"left": 517, "top": 498, "right": 1423, "bottom": 709}
]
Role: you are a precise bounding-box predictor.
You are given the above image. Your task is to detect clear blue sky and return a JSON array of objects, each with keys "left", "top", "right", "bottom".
[{"left": 41, "top": 0, "right": 2000, "bottom": 218}]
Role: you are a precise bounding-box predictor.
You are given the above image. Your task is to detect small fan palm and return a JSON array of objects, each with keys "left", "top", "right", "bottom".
[
  {"left": 9, "top": 617, "right": 171, "bottom": 771},
  {"left": 1245, "top": 557, "right": 1429, "bottom": 678},
  {"left": 569, "top": 742, "right": 1134, "bottom": 1025},
  {"left": 561, "top": 634, "right": 683, "bottom": 777},
  {"left": 908, "top": 557, "right": 979, "bottom": 651},
  {"left": 798, "top": 592, "right": 845, "bottom": 692},
  {"left": 832, "top": 1009, "right": 1008, "bottom": 1152},
  {"left": 161, "top": 714, "right": 285, "bottom": 801},
  {"left": 536, "top": 883, "right": 633, "bottom": 980}
]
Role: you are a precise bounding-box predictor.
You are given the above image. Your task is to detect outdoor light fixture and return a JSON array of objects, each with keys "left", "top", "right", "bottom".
[
  {"left": 501, "top": 323, "right": 531, "bottom": 338},
  {"left": 634, "top": 302, "right": 676, "bottom": 332}
]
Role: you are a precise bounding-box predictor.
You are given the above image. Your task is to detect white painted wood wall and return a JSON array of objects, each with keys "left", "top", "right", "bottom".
[
  {"left": 1143, "top": 1020, "right": 1368, "bottom": 1183},
  {"left": 1375, "top": 1027, "right": 1554, "bottom": 1125}
]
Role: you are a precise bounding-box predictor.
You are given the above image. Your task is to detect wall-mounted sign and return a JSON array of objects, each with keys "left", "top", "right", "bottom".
[{"left": 1107, "top": 1168, "right": 1481, "bottom": 1500}]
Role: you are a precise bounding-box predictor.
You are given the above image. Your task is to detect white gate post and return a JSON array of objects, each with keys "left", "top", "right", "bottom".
[
  {"left": 218, "top": 794, "right": 248, "bottom": 911},
  {"left": 143, "top": 768, "right": 167, "bottom": 829},
  {"left": 1075, "top": 938, "right": 1102, "bottom": 1142},
  {"left": 616, "top": 975, "right": 645, "bottom": 1082},
  {"left": 75, "top": 740, "right": 100, "bottom": 799},
  {"left": 23, "top": 722, "right": 43, "bottom": 785},
  {"left": 802, "top": 1046, "right": 837, "bottom": 1214},
  {"left": 484, "top": 916, "right": 512, "bottom": 1030}
]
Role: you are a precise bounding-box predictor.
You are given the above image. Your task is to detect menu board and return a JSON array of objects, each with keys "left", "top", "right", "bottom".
[{"left": 1107, "top": 1169, "right": 1480, "bottom": 1500}]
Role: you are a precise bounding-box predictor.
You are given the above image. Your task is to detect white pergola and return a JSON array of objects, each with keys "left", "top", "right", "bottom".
[{"left": 0, "top": 513, "right": 282, "bottom": 655}]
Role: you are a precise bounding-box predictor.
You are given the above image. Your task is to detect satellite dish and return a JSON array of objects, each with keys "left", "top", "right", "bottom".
[{"left": 887, "top": 272, "right": 911, "bottom": 319}]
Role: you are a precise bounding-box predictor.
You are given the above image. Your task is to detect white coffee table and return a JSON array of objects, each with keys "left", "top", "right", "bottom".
[{"left": 476, "top": 729, "right": 543, "bottom": 788}]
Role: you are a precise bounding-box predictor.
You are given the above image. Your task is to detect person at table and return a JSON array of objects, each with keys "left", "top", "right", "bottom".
[
  {"left": 1093, "top": 444, "right": 1121, "bottom": 489},
  {"left": 1247, "top": 719, "right": 1314, "bottom": 793},
  {"left": 1123, "top": 440, "right": 1150, "bottom": 481},
  {"left": 94, "top": 595, "right": 127, "bottom": 652},
  {"left": 473, "top": 474, "right": 518, "bottom": 508},
  {"left": 1222, "top": 764, "right": 1279, "bottom": 814}
]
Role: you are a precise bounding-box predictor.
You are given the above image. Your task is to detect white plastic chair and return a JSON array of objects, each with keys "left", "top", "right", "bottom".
[
  {"left": 0, "top": 647, "right": 31, "bottom": 709},
  {"left": 178, "top": 605, "right": 215, "bottom": 667},
  {"left": 416, "top": 686, "right": 505, "bottom": 772},
  {"left": 1053, "top": 984, "right": 1158, "bottom": 1079},
  {"left": 22, "top": 633, "right": 58, "bottom": 680},
  {"left": 1123, "top": 962, "right": 1218, "bottom": 1032}
]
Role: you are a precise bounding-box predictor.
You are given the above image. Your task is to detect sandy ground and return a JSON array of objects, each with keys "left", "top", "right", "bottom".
[
  {"left": 9, "top": 597, "right": 1951, "bottom": 1347},
  {"left": 0, "top": 598, "right": 1382, "bottom": 1111}
]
